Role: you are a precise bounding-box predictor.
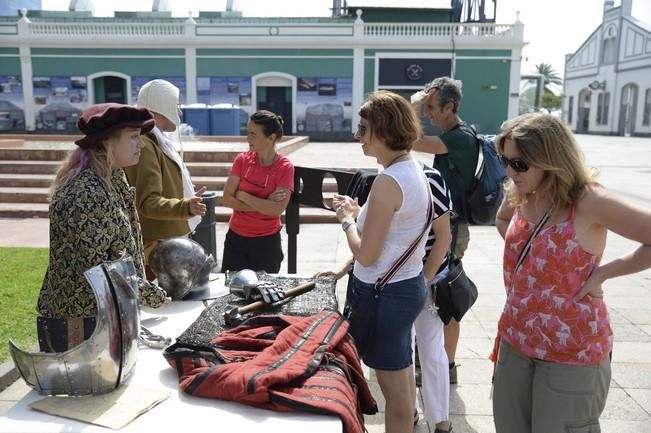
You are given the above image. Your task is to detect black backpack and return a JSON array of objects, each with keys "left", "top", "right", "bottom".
[{"left": 447, "top": 126, "right": 507, "bottom": 225}]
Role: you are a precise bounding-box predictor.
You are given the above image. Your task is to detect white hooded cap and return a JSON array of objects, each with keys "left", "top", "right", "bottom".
[{"left": 137, "top": 79, "right": 180, "bottom": 126}]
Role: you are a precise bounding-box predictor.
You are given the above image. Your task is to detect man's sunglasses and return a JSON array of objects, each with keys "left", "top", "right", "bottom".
[{"left": 499, "top": 155, "right": 529, "bottom": 173}]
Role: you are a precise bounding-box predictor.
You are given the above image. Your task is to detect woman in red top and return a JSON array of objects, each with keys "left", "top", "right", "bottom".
[
  {"left": 493, "top": 113, "right": 651, "bottom": 433},
  {"left": 221, "top": 110, "right": 294, "bottom": 273}
]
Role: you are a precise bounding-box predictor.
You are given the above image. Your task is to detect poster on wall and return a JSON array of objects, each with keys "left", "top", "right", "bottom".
[
  {"left": 0, "top": 75, "right": 25, "bottom": 132},
  {"left": 196, "top": 76, "right": 252, "bottom": 109},
  {"left": 33, "top": 76, "right": 88, "bottom": 132},
  {"left": 296, "top": 77, "right": 352, "bottom": 134},
  {"left": 131, "top": 76, "right": 187, "bottom": 104}
]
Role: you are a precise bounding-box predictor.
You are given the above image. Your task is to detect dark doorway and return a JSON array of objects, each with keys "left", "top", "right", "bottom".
[
  {"left": 577, "top": 89, "right": 591, "bottom": 133},
  {"left": 93, "top": 76, "right": 127, "bottom": 104},
  {"left": 259, "top": 86, "right": 292, "bottom": 135}
]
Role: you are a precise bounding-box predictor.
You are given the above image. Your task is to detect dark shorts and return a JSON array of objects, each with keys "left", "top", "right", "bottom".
[
  {"left": 347, "top": 273, "right": 426, "bottom": 371},
  {"left": 221, "top": 229, "right": 284, "bottom": 273}
]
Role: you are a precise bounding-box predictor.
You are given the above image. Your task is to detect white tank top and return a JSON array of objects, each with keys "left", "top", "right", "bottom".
[{"left": 354, "top": 159, "right": 430, "bottom": 284}]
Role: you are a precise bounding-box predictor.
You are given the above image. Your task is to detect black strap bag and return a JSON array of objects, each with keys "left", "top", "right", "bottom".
[{"left": 433, "top": 255, "right": 478, "bottom": 323}]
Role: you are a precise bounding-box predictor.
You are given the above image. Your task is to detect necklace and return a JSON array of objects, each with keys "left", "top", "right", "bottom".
[
  {"left": 257, "top": 152, "right": 277, "bottom": 167},
  {"left": 386, "top": 153, "right": 408, "bottom": 168}
]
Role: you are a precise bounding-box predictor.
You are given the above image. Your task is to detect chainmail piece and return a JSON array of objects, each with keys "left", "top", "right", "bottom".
[{"left": 175, "top": 274, "right": 339, "bottom": 347}]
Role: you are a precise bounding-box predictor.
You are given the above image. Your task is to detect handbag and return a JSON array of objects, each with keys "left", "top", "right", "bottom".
[
  {"left": 434, "top": 255, "right": 478, "bottom": 323},
  {"left": 346, "top": 187, "right": 433, "bottom": 356},
  {"left": 432, "top": 215, "right": 478, "bottom": 324}
]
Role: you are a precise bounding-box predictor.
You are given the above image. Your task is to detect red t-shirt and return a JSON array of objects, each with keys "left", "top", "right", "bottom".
[{"left": 228, "top": 151, "right": 295, "bottom": 237}]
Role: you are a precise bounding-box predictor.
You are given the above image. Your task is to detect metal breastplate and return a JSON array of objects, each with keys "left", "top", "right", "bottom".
[{"left": 9, "top": 257, "right": 140, "bottom": 396}]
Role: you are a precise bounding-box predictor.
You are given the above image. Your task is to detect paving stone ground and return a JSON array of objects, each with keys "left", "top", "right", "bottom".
[{"left": 1, "top": 135, "right": 650, "bottom": 432}]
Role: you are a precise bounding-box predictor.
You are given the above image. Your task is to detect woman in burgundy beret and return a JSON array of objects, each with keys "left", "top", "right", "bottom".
[{"left": 36, "top": 103, "right": 170, "bottom": 352}]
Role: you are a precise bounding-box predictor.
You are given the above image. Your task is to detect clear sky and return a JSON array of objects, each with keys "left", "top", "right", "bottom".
[{"left": 42, "top": 0, "right": 651, "bottom": 77}]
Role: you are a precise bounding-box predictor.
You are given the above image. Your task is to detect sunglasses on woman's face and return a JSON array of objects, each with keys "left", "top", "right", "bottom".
[{"left": 499, "top": 154, "right": 529, "bottom": 173}]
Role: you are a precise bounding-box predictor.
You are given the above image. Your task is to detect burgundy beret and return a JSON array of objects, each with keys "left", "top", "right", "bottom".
[{"left": 75, "top": 103, "right": 155, "bottom": 148}]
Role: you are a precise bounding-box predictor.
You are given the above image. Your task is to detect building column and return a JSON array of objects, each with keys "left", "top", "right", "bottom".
[
  {"left": 351, "top": 10, "right": 364, "bottom": 134},
  {"left": 19, "top": 46, "right": 35, "bottom": 131},
  {"left": 507, "top": 46, "right": 522, "bottom": 120},
  {"left": 17, "top": 11, "right": 35, "bottom": 131},
  {"left": 184, "top": 16, "right": 197, "bottom": 105},
  {"left": 507, "top": 18, "right": 525, "bottom": 120},
  {"left": 352, "top": 47, "right": 364, "bottom": 133},
  {"left": 185, "top": 47, "right": 197, "bottom": 104}
]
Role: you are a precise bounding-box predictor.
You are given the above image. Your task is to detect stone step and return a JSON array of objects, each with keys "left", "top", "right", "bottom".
[
  {"left": 0, "top": 161, "right": 61, "bottom": 175},
  {"left": 0, "top": 203, "right": 338, "bottom": 223},
  {"left": 0, "top": 173, "right": 55, "bottom": 188},
  {"left": 0, "top": 161, "right": 235, "bottom": 177},
  {"left": 0, "top": 173, "right": 341, "bottom": 193},
  {"left": 182, "top": 150, "right": 245, "bottom": 162},
  {"left": 0, "top": 148, "right": 70, "bottom": 161},
  {"left": 0, "top": 149, "right": 243, "bottom": 163},
  {"left": 0, "top": 186, "right": 339, "bottom": 206},
  {"left": 185, "top": 162, "right": 235, "bottom": 177},
  {"left": 0, "top": 187, "right": 50, "bottom": 203},
  {"left": 0, "top": 135, "right": 306, "bottom": 163}
]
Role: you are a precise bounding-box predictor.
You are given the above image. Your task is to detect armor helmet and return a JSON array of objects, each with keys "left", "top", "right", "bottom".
[
  {"left": 228, "top": 269, "right": 259, "bottom": 299},
  {"left": 149, "top": 237, "right": 215, "bottom": 300}
]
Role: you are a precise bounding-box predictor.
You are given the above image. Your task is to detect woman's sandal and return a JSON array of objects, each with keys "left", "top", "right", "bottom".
[{"left": 413, "top": 410, "right": 419, "bottom": 426}]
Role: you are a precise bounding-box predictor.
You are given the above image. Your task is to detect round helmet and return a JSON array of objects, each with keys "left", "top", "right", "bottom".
[{"left": 149, "top": 237, "right": 215, "bottom": 300}]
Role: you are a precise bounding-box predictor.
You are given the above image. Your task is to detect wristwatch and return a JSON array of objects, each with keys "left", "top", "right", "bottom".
[{"left": 341, "top": 220, "right": 355, "bottom": 232}]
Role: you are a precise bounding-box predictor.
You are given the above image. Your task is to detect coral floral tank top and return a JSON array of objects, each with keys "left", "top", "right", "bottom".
[{"left": 498, "top": 206, "right": 613, "bottom": 365}]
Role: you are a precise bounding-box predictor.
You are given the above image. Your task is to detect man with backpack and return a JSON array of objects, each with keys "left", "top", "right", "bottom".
[{"left": 412, "top": 76, "right": 478, "bottom": 385}]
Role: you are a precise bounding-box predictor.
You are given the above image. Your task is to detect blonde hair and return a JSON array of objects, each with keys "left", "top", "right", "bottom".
[
  {"left": 496, "top": 113, "right": 597, "bottom": 210},
  {"left": 359, "top": 90, "right": 422, "bottom": 151},
  {"left": 50, "top": 133, "right": 118, "bottom": 197}
]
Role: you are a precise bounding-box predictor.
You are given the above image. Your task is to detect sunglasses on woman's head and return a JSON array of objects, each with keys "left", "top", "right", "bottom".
[{"left": 499, "top": 154, "right": 529, "bottom": 173}]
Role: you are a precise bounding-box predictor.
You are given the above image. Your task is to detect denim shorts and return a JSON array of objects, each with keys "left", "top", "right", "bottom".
[{"left": 347, "top": 273, "right": 426, "bottom": 370}]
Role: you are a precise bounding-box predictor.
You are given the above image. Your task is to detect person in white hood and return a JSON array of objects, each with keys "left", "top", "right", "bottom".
[{"left": 124, "top": 79, "right": 207, "bottom": 279}]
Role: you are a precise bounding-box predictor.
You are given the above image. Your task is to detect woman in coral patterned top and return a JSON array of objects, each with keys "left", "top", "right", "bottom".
[{"left": 492, "top": 113, "right": 651, "bottom": 433}]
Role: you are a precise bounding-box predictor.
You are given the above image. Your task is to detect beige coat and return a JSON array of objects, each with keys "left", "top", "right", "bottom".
[{"left": 124, "top": 133, "right": 193, "bottom": 249}]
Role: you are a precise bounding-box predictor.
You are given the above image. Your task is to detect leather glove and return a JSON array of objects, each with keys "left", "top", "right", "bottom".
[{"left": 251, "top": 281, "right": 285, "bottom": 304}]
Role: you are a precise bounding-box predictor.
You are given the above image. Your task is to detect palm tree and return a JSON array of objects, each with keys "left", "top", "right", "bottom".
[{"left": 534, "top": 63, "right": 562, "bottom": 93}]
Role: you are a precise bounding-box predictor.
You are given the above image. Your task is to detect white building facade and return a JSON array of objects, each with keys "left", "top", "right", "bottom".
[
  {"left": 0, "top": 6, "right": 524, "bottom": 139},
  {"left": 563, "top": 0, "right": 651, "bottom": 136}
]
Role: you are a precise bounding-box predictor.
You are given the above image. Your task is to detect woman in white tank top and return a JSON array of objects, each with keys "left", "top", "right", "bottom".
[{"left": 333, "top": 91, "right": 431, "bottom": 433}]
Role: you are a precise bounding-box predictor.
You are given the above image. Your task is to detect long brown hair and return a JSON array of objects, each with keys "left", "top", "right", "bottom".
[{"left": 496, "top": 113, "right": 598, "bottom": 210}]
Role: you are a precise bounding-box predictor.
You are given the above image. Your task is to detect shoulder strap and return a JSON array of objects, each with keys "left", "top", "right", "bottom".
[
  {"left": 375, "top": 188, "right": 433, "bottom": 290},
  {"left": 513, "top": 209, "right": 551, "bottom": 276},
  {"left": 444, "top": 123, "right": 482, "bottom": 221}
]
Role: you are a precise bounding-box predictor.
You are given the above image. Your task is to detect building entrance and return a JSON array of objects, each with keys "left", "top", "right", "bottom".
[
  {"left": 258, "top": 86, "right": 292, "bottom": 135},
  {"left": 93, "top": 76, "right": 127, "bottom": 104}
]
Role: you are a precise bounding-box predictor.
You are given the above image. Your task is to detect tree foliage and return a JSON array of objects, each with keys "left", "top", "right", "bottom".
[
  {"left": 534, "top": 62, "right": 563, "bottom": 94},
  {"left": 542, "top": 92, "right": 562, "bottom": 111}
]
